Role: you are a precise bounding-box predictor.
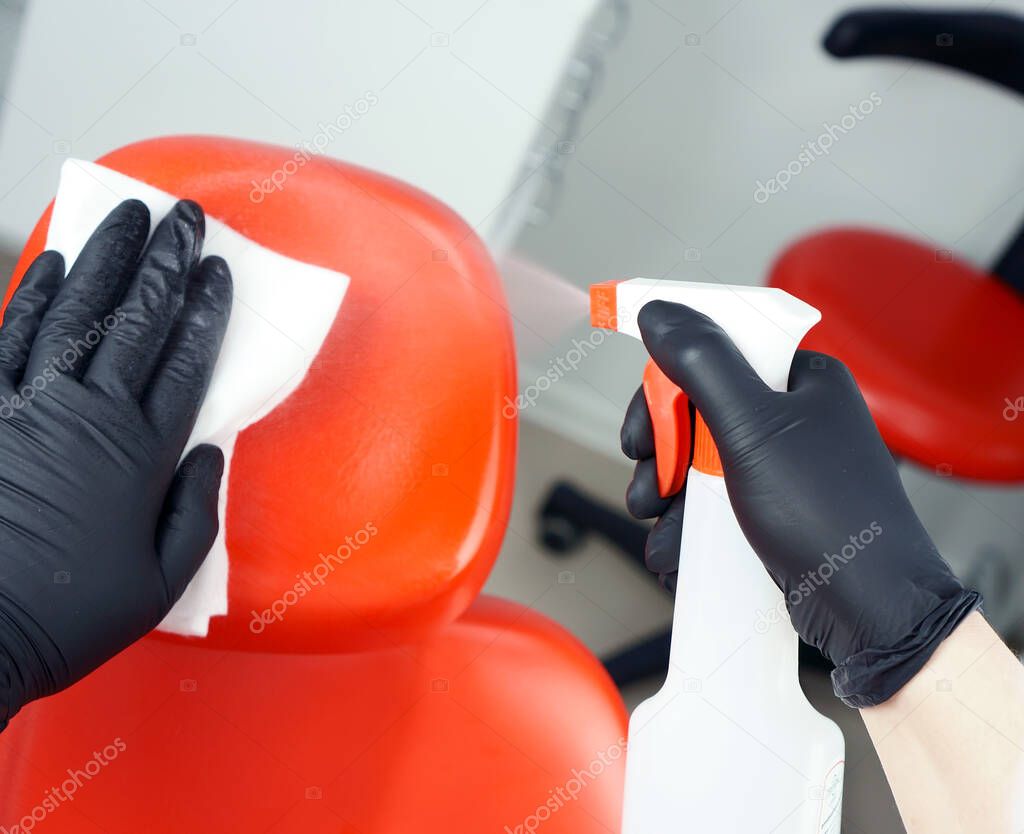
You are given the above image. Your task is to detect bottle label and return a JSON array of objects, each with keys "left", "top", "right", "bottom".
[{"left": 817, "top": 761, "right": 844, "bottom": 833}]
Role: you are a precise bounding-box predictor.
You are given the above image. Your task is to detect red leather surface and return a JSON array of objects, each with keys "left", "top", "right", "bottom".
[
  {"left": 5, "top": 137, "right": 518, "bottom": 650},
  {"left": 0, "top": 596, "right": 628, "bottom": 833},
  {"left": 770, "top": 228, "right": 1024, "bottom": 481}
]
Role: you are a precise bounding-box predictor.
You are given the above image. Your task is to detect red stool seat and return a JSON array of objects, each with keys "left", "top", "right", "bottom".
[
  {"left": 770, "top": 228, "right": 1024, "bottom": 481},
  {"left": 0, "top": 596, "right": 627, "bottom": 833}
]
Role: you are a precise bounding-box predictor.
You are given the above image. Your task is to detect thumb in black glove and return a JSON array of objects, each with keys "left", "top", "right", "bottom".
[
  {"left": 622, "top": 299, "right": 980, "bottom": 707},
  {"left": 0, "top": 199, "right": 232, "bottom": 728}
]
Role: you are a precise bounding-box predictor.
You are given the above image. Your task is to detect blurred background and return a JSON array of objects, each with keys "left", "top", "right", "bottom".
[{"left": 2, "top": 1, "right": 1023, "bottom": 830}]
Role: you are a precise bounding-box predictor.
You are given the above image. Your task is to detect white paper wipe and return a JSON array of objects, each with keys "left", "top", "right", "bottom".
[{"left": 46, "top": 159, "right": 348, "bottom": 636}]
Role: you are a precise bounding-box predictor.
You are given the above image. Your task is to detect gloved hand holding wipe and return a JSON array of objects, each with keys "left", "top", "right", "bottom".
[
  {"left": 622, "top": 300, "right": 981, "bottom": 708},
  {"left": 0, "top": 199, "right": 232, "bottom": 729}
]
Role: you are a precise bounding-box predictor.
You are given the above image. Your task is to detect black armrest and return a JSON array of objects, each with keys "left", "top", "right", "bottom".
[{"left": 825, "top": 9, "right": 1024, "bottom": 98}]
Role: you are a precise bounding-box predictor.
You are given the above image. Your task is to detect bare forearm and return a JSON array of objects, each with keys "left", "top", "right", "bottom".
[{"left": 860, "top": 612, "right": 1024, "bottom": 833}]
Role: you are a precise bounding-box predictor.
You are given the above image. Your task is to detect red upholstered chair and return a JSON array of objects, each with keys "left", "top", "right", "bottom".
[
  {"left": 0, "top": 137, "right": 627, "bottom": 833},
  {"left": 770, "top": 9, "right": 1024, "bottom": 483}
]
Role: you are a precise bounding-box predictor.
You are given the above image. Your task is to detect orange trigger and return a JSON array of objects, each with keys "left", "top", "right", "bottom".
[{"left": 642, "top": 359, "right": 691, "bottom": 498}]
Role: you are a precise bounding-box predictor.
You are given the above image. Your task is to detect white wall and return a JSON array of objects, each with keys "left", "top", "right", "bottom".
[{"left": 0, "top": 0, "right": 599, "bottom": 254}]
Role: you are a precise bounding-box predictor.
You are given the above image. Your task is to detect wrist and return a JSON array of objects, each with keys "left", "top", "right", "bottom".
[
  {"left": 830, "top": 587, "right": 982, "bottom": 708},
  {"left": 864, "top": 611, "right": 1002, "bottom": 719}
]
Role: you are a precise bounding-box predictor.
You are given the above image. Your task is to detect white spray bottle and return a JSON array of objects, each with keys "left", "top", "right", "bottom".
[{"left": 592, "top": 278, "right": 845, "bottom": 833}]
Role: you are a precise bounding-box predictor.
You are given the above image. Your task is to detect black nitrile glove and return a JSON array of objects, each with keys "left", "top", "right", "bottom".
[
  {"left": 622, "top": 300, "right": 981, "bottom": 708},
  {"left": 0, "top": 199, "right": 232, "bottom": 729}
]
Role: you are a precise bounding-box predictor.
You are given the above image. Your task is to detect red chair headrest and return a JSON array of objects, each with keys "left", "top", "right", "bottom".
[{"left": 8, "top": 136, "right": 518, "bottom": 651}]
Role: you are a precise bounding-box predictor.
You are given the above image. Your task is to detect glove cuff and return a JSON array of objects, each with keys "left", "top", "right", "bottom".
[
  {"left": 0, "top": 651, "right": 17, "bottom": 731},
  {"left": 831, "top": 588, "right": 982, "bottom": 708},
  {"left": 0, "top": 607, "right": 47, "bottom": 730},
  {"left": 0, "top": 639, "right": 23, "bottom": 731}
]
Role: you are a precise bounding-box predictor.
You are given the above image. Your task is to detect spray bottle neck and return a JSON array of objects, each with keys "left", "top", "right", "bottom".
[{"left": 665, "top": 461, "right": 800, "bottom": 700}]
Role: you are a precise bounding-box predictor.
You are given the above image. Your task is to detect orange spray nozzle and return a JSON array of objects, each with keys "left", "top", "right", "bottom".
[{"left": 592, "top": 278, "right": 730, "bottom": 496}]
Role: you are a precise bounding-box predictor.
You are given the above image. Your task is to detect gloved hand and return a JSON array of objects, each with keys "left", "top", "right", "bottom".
[
  {"left": 0, "top": 199, "right": 232, "bottom": 728},
  {"left": 622, "top": 300, "right": 981, "bottom": 708}
]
